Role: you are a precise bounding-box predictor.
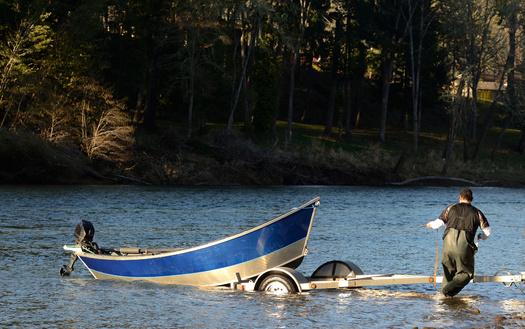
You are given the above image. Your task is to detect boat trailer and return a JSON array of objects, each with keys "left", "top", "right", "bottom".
[{"left": 231, "top": 260, "right": 525, "bottom": 294}]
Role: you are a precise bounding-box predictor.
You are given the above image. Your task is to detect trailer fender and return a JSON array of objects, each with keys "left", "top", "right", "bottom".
[
  {"left": 255, "top": 267, "right": 309, "bottom": 293},
  {"left": 311, "top": 260, "right": 364, "bottom": 279}
]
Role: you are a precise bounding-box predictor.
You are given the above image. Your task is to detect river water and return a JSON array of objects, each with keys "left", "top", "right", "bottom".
[{"left": 1, "top": 185, "right": 524, "bottom": 328}]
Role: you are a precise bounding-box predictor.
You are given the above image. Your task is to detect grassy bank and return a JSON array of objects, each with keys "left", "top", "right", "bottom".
[
  {"left": 128, "top": 120, "right": 525, "bottom": 186},
  {"left": 1, "top": 122, "right": 524, "bottom": 186},
  {"left": 273, "top": 121, "right": 525, "bottom": 185}
]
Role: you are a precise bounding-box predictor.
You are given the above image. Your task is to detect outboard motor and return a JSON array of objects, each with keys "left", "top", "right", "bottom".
[
  {"left": 74, "top": 220, "right": 96, "bottom": 249},
  {"left": 60, "top": 220, "right": 98, "bottom": 277}
]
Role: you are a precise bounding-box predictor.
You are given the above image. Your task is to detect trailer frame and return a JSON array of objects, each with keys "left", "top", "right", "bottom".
[{"left": 229, "top": 260, "right": 525, "bottom": 293}]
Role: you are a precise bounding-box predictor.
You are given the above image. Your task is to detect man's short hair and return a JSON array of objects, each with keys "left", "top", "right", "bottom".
[{"left": 460, "top": 188, "right": 473, "bottom": 201}]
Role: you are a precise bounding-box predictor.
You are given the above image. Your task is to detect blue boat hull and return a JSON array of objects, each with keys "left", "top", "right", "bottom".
[{"left": 74, "top": 197, "right": 319, "bottom": 286}]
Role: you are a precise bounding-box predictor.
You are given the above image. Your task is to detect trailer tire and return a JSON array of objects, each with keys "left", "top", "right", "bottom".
[{"left": 259, "top": 274, "right": 297, "bottom": 293}]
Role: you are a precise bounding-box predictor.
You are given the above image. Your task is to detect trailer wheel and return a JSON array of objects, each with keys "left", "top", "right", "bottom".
[{"left": 259, "top": 274, "right": 297, "bottom": 293}]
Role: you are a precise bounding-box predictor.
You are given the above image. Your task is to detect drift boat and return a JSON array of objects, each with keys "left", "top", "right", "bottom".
[{"left": 60, "top": 197, "right": 320, "bottom": 286}]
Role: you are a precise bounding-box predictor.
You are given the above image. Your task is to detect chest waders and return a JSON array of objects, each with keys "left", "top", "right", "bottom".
[{"left": 441, "top": 228, "right": 478, "bottom": 297}]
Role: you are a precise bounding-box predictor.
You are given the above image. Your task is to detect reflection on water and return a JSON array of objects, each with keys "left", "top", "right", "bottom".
[{"left": 0, "top": 185, "right": 524, "bottom": 328}]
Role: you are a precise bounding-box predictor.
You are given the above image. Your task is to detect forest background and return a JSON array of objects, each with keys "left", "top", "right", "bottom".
[{"left": 1, "top": 0, "right": 525, "bottom": 186}]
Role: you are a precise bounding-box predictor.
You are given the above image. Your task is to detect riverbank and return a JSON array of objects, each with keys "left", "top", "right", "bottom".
[{"left": 2, "top": 125, "right": 524, "bottom": 187}]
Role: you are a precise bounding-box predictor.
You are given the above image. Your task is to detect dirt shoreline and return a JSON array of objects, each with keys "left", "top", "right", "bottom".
[
  {"left": 2, "top": 128, "right": 524, "bottom": 187},
  {"left": 71, "top": 164, "right": 525, "bottom": 188}
]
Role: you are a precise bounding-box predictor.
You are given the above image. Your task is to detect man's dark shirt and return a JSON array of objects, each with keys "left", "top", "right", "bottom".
[{"left": 439, "top": 203, "right": 490, "bottom": 244}]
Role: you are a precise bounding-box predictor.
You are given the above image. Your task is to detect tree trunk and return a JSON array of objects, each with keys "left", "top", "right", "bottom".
[
  {"left": 324, "top": 19, "right": 341, "bottom": 137},
  {"left": 466, "top": 81, "right": 479, "bottom": 158},
  {"left": 186, "top": 29, "right": 198, "bottom": 140},
  {"left": 379, "top": 49, "right": 394, "bottom": 143},
  {"left": 285, "top": 0, "right": 310, "bottom": 150},
  {"left": 518, "top": 124, "right": 525, "bottom": 155},
  {"left": 442, "top": 79, "right": 465, "bottom": 175},
  {"left": 285, "top": 50, "right": 298, "bottom": 150},
  {"left": 378, "top": 5, "right": 403, "bottom": 143},
  {"left": 344, "top": 78, "right": 352, "bottom": 137},
  {"left": 324, "top": 76, "right": 337, "bottom": 137},
  {"left": 186, "top": 72, "right": 195, "bottom": 140},
  {"left": 134, "top": 44, "right": 148, "bottom": 123},
  {"left": 472, "top": 65, "right": 509, "bottom": 160},
  {"left": 134, "top": 82, "right": 145, "bottom": 123},
  {"left": 243, "top": 20, "right": 256, "bottom": 134},
  {"left": 462, "top": 114, "right": 470, "bottom": 163},
  {"left": 142, "top": 51, "right": 159, "bottom": 130},
  {"left": 491, "top": 114, "right": 513, "bottom": 162},
  {"left": 228, "top": 28, "right": 255, "bottom": 131},
  {"left": 408, "top": 0, "right": 431, "bottom": 154}
]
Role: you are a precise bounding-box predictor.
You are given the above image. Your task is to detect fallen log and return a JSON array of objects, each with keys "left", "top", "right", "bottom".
[{"left": 390, "top": 176, "right": 479, "bottom": 187}]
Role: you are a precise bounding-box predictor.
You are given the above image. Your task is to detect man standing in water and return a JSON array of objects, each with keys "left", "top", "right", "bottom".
[{"left": 426, "top": 188, "right": 491, "bottom": 297}]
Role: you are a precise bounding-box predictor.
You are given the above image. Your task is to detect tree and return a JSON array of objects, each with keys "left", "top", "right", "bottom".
[
  {"left": 323, "top": 14, "right": 343, "bottom": 137},
  {"left": 489, "top": 0, "right": 525, "bottom": 159},
  {"left": 105, "top": 0, "right": 170, "bottom": 130},
  {"left": 436, "top": 0, "right": 504, "bottom": 170},
  {"left": 252, "top": 45, "right": 281, "bottom": 136},
  {"left": 226, "top": 4, "right": 258, "bottom": 132},
  {"left": 0, "top": 0, "right": 135, "bottom": 161},
  {"left": 282, "top": 0, "right": 312, "bottom": 150},
  {"left": 80, "top": 80, "right": 135, "bottom": 163},
  {"left": 376, "top": 0, "right": 410, "bottom": 143},
  {"left": 441, "top": 79, "right": 465, "bottom": 175},
  {"left": 163, "top": 0, "right": 222, "bottom": 139},
  {"left": 0, "top": 12, "right": 52, "bottom": 127},
  {"left": 339, "top": 0, "right": 371, "bottom": 136},
  {"left": 471, "top": 0, "right": 520, "bottom": 160},
  {"left": 403, "top": 0, "right": 436, "bottom": 153}
]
